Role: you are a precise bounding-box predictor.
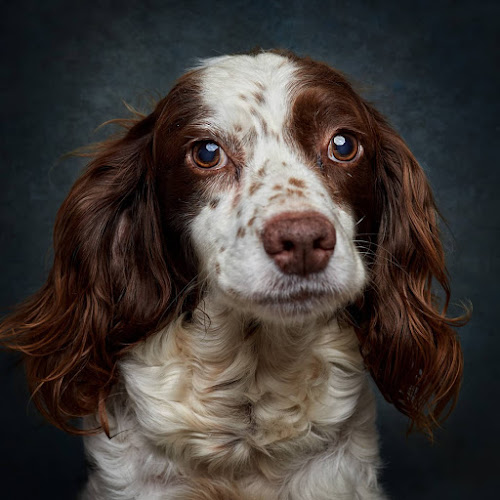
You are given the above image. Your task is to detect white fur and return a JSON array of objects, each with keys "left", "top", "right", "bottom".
[
  {"left": 84, "top": 302, "right": 384, "bottom": 499},
  {"left": 82, "top": 53, "right": 386, "bottom": 499}
]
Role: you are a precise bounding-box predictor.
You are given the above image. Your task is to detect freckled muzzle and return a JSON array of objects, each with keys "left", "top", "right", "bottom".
[{"left": 261, "top": 211, "right": 336, "bottom": 276}]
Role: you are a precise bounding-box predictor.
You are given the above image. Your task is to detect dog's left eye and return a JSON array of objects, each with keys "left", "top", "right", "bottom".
[
  {"left": 192, "top": 141, "right": 227, "bottom": 169},
  {"left": 328, "top": 133, "right": 359, "bottom": 162}
]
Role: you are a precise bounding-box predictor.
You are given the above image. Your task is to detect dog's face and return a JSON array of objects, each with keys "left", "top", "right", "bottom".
[{"left": 154, "top": 53, "right": 378, "bottom": 320}]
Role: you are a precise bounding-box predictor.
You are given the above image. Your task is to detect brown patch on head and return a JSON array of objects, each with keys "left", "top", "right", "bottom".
[
  {"left": 237, "top": 227, "right": 246, "bottom": 238},
  {"left": 288, "top": 178, "right": 306, "bottom": 188},
  {"left": 234, "top": 124, "right": 243, "bottom": 133},
  {"left": 272, "top": 184, "right": 282, "bottom": 191},
  {"left": 290, "top": 56, "right": 377, "bottom": 232},
  {"left": 247, "top": 215, "right": 256, "bottom": 227},
  {"left": 239, "top": 93, "right": 248, "bottom": 101}
]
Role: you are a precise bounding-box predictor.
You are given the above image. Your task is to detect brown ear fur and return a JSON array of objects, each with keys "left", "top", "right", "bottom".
[
  {"left": 0, "top": 112, "right": 177, "bottom": 434},
  {"left": 357, "top": 107, "right": 469, "bottom": 437}
]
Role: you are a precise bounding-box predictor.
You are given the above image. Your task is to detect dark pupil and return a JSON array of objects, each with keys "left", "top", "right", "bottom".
[
  {"left": 334, "top": 135, "right": 354, "bottom": 157},
  {"left": 198, "top": 142, "right": 219, "bottom": 164}
]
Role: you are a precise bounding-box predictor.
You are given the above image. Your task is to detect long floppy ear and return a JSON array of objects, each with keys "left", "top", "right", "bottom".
[
  {"left": 0, "top": 112, "right": 178, "bottom": 434},
  {"left": 357, "top": 107, "right": 469, "bottom": 437}
]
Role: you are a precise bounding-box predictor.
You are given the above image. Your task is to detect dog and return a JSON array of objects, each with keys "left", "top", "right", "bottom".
[{"left": 0, "top": 50, "right": 467, "bottom": 499}]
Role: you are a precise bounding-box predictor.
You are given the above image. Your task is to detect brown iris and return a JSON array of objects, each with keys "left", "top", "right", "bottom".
[
  {"left": 328, "top": 133, "right": 359, "bottom": 162},
  {"left": 192, "top": 141, "right": 227, "bottom": 169}
]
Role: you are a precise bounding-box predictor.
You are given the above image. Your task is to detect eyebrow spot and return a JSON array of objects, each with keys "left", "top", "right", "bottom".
[
  {"left": 209, "top": 198, "right": 220, "bottom": 209},
  {"left": 288, "top": 178, "right": 306, "bottom": 188}
]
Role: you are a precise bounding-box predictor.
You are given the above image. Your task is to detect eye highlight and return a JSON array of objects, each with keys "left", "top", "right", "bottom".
[
  {"left": 192, "top": 141, "right": 227, "bottom": 169},
  {"left": 328, "top": 133, "right": 359, "bottom": 162}
]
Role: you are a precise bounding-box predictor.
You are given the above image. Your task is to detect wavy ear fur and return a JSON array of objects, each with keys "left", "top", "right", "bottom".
[
  {"left": 357, "top": 106, "right": 469, "bottom": 437},
  {"left": 0, "top": 112, "right": 177, "bottom": 434}
]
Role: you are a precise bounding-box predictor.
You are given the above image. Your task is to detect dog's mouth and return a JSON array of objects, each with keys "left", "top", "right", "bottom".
[
  {"left": 252, "top": 289, "right": 330, "bottom": 305},
  {"left": 216, "top": 280, "right": 343, "bottom": 319}
]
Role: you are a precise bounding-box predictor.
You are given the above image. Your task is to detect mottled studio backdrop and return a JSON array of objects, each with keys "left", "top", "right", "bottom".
[{"left": 1, "top": 0, "right": 498, "bottom": 498}]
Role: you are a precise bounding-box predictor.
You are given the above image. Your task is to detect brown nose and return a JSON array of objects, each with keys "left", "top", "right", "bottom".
[{"left": 262, "top": 212, "right": 336, "bottom": 275}]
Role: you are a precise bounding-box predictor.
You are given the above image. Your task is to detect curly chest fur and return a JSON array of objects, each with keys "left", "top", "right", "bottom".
[{"left": 119, "top": 304, "right": 370, "bottom": 480}]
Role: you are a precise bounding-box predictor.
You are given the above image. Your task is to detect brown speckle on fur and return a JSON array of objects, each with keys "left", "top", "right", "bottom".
[
  {"left": 253, "top": 91, "right": 265, "bottom": 105},
  {"left": 232, "top": 192, "right": 242, "bottom": 209},
  {"left": 249, "top": 182, "right": 263, "bottom": 195},
  {"left": 288, "top": 178, "right": 306, "bottom": 188}
]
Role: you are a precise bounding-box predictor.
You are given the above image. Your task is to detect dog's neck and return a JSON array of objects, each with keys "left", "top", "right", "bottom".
[
  {"left": 81, "top": 297, "right": 379, "bottom": 497},
  {"left": 122, "top": 297, "right": 368, "bottom": 462}
]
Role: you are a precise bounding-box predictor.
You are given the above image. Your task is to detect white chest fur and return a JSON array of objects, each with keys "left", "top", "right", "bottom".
[{"left": 83, "top": 301, "right": 383, "bottom": 499}]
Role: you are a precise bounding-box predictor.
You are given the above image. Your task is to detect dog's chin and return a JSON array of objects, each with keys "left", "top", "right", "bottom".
[{"left": 215, "top": 284, "right": 351, "bottom": 324}]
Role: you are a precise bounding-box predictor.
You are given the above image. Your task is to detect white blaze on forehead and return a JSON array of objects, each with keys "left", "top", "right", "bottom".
[{"left": 197, "top": 53, "right": 297, "bottom": 133}]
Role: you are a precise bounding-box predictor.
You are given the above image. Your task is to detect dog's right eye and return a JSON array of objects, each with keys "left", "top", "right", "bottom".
[{"left": 192, "top": 141, "right": 227, "bottom": 169}]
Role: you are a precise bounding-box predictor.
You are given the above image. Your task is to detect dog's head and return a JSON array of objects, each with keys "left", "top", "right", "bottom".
[{"left": 0, "top": 51, "right": 467, "bottom": 436}]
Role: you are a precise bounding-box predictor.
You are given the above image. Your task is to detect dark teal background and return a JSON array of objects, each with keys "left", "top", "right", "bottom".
[{"left": 1, "top": 0, "right": 498, "bottom": 498}]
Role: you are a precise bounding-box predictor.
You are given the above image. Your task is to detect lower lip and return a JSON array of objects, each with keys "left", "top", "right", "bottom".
[{"left": 255, "top": 291, "right": 328, "bottom": 305}]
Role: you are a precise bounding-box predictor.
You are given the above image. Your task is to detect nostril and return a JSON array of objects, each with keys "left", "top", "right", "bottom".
[
  {"left": 283, "top": 240, "right": 294, "bottom": 251},
  {"left": 313, "top": 238, "right": 322, "bottom": 249}
]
